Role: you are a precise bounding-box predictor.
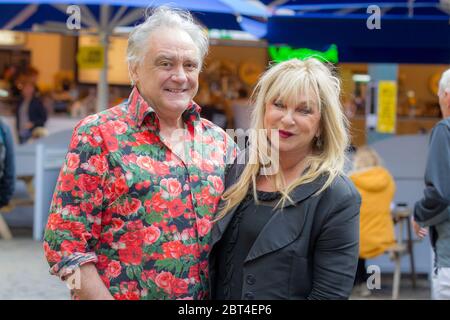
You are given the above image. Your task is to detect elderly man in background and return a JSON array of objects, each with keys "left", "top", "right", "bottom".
[
  {"left": 43, "top": 6, "right": 236, "bottom": 300},
  {"left": 413, "top": 68, "right": 450, "bottom": 299}
]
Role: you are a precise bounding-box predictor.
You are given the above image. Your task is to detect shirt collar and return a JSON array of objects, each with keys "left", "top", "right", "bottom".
[{"left": 126, "top": 86, "right": 202, "bottom": 128}]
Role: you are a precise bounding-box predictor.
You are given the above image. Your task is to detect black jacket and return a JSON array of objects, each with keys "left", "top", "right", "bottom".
[
  {"left": 209, "top": 156, "right": 361, "bottom": 300},
  {"left": 15, "top": 96, "right": 48, "bottom": 133}
]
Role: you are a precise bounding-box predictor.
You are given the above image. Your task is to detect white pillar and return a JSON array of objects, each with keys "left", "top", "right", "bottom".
[{"left": 96, "top": 5, "right": 110, "bottom": 112}]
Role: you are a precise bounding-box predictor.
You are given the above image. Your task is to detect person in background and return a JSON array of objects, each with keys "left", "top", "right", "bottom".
[
  {"left": 70, "top": 87, "right": 97, "bottom": 118},
  {"left": 1, "top": 65, "right": 20, "bottom": 99},
  {"left": 15, "top": 76, "right": 47, "bottom": 144},
  {"left": 209, "top": 58, "right": 361, "bottom": 300},
  {"left": 349, "top": 146, "right": 396, "bottom": 297},
  {"left": 201, "top": 91, "right": 233, "bottom": 130},
  {"left": 0, "top": 116, "right": 15, "bottom": 209},
  {"left": 231, "top": 87, "right": 253, "bottom": 131},
  {"left": 413, "top": 68, "right": 450, "bottom": 299}
]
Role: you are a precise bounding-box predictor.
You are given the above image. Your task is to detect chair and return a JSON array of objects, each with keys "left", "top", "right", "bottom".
[{"left": 386, "top": 205, "right": 417, "bottom": 299}]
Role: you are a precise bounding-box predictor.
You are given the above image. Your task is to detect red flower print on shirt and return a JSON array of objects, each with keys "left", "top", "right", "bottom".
[
  {"left": 117, "top": 198, "right": 142, "bottom": 216},
  {"left": 160, "top": 178, "right": 182, "bottom": 199},
  {"left": 167, "top": 198, "right": 186, "bottom": 218},
  {"left": 59, "top": 173, "right": 76, "bottom": 192},
  {"left": 106, "top": 260, "right": 122, "bottom": 278},
  {"left": 172, "top": 277, "right": 189, "bottom": 296},
  {"left": 196, "top": 218, "right": 212, "bottom": 237},
  {"left": 66, "top": 153, "right": 80, "bottom": 171},
  {"left": 77, "top": 174, "right": 101, "bottom": 193},
  {"left": 88, "top": 155, "right": 108, "bottom": 175},
  {"left": 118, "top": 245, "right": 143, "bottom": 265},
  {"left": 155, "top": 272, "right": 174, "bottom": 295},
  {"left": 162, "top": 241, "right": 186, "bottom": 259},
  {"left": 109, "top": 120, "right": 128, "bottom": 135},
  {"left": 143, "top": 226, "right": 161, "bottom": 245},
  {"left": 60, "top": 240, "right": 86, "bottom": 256},
  {"left": 207, "top": 175, "right": 224, "bottom": 194},
  {"left": 145, "top": 192, "right": 168, "bottom": 213}
]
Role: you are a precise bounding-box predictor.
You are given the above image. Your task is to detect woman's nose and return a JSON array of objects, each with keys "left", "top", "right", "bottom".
[{"left": 281, "top": 111, "right": 295, "bottom": 125}]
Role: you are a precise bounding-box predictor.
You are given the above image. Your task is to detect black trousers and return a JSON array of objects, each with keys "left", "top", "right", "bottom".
[{"left": 354, "top": 258, "right": 367, "bottom": 285}]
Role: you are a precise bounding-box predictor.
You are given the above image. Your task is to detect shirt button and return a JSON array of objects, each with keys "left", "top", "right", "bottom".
[
  {"left": 246, "top": 274, "right": 256, "bottom": 285},
  {"left": 244, "top": 292, "right": 255, "bottom": 300}
]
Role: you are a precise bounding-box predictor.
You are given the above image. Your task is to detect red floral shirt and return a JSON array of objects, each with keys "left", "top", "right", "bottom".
[{"left": 43, "top": 87, "right": 237, "bottom": 300}]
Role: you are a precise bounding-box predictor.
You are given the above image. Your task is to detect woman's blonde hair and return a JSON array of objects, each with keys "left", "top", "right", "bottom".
[
  {"left": 216, "top": 58, "right": 350, "bottom": 220},
  {"left": 352, "top": 146, "right": 382, "bottom": 172}
]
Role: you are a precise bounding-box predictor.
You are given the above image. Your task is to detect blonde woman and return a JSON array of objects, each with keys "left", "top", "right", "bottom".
[
  {"left": 349, "top": 146, "right": 396, "bottom": 296},
  {"left": 208, "top": 58, "right": 361, "bottom": 300}
]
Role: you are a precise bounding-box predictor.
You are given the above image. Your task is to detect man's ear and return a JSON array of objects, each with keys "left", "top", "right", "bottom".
[
  {"left": 446, "top": 91, "right": 450, "bottom": 109},
  {"left": 129, "top": 64, "right": 138, "bottom": 86}
]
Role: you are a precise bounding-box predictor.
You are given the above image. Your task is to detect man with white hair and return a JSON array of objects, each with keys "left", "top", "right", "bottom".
[
  {"left": 414, "top": 68, "right": 450, "bottom": 299},
  {"left": 43, "top": 6, "right": 236, "bottom": 300}
]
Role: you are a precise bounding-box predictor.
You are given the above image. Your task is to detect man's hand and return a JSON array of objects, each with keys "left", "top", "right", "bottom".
[
  {"left": 412, "top": 217, "right": 428, "bottom": 239},
  {"left": 68, "top": 263, "right": 114, "bottom": 300}
]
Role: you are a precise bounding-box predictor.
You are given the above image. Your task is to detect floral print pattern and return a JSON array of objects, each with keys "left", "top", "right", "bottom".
[{"left": 43, "top": 87, "right": 237, "bottom": 300}]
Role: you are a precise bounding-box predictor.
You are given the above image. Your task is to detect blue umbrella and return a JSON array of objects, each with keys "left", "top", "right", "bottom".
[
  {"left": 0, "top": 0, "right": 269, "bottom": 31},
  {"left": 0, "top": 0, "right": 269, "bottom": 110}
]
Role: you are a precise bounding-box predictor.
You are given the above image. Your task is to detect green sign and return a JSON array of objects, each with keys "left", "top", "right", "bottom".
[{"left": 268, "top": 44, "right": 338, "bottom": 64}]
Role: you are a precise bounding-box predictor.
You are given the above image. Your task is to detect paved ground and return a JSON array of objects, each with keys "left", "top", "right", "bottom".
[
  {"left": 350, "top": 274, "right": 431, "bottom": 300},
  {"left": 0, "top": 233, "right": 70, "bottom": 300},
  {"left": 0, "top": 227, "right": 432, "bottom": 300}
]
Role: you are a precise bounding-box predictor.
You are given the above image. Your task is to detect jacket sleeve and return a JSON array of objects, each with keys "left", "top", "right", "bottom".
[
  {"left": 307, "top": 183, "right": 361, "bottom": 300},
  {"left": 43, "top": 121, "right": 109, "bottom": 279},
  {"left": 414, "top": 123, "right": 450, "bottom": 227},
  {"left": 0, "top": 121, "right": 15, "bottom": 207}
]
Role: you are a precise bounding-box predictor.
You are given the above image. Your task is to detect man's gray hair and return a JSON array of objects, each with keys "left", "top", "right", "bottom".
[
  {"left": 439, "top": 68, "right": 450, "bottom": 94},
  {"left": 127, "top": 6, "right": 209, "bottom": 69}
]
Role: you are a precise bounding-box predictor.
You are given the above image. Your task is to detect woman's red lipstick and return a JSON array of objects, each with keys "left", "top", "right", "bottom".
[{"left": 279, "top": 130, "right": 294, "bottom": 138}]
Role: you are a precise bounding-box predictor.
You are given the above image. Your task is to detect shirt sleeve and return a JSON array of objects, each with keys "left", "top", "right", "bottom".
[
  {"left": 43, "top": 121, "right": 109, "bottom": 279},
  {"left": 414, "top": 123, "right": 450, "bottom": 227}
]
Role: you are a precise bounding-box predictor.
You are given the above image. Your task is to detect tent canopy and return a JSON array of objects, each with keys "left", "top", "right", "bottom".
[
  {"left": 0, "top": 0, "right": 268, "bottom": 33},
  {"left": 264, "top": 0, "right": 450, "bottom": 63}
]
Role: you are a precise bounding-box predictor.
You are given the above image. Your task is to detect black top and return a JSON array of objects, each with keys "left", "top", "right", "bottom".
[{"left": 214, "top": 190, "right": 281, "bottom": 300}]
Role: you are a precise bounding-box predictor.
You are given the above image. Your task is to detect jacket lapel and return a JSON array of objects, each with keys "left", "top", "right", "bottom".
[
  {"left": 210, "top": 204, "right": 239, "bottom": 249},
  {"left": 244, "top": 175, "right": 326, "bottom": 263}
]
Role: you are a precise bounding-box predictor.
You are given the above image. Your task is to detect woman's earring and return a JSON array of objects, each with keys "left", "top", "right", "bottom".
[{"left": 315, "top": 136, "right": 323, "bottom": 149}]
